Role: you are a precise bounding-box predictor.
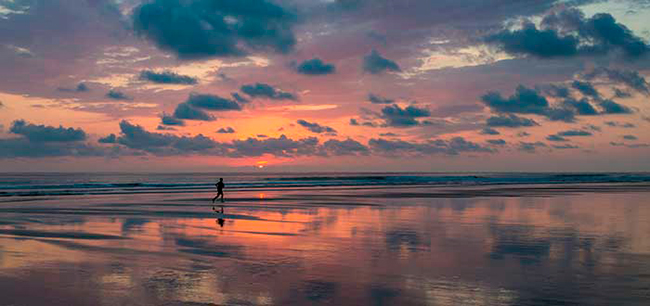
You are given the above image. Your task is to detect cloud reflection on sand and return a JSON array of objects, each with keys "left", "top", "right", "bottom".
[{"left": 0, "top": 186, "right": 649, "bottom": 305}]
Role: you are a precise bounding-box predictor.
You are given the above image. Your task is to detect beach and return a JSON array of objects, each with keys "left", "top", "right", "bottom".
[{"left": 1, "top": 173, "right": 650, "bottom": 305}]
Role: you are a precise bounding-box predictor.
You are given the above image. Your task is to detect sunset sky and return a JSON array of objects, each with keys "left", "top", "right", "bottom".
[{"left": 1, "top": 0, "right": 649, "bottom": 172}]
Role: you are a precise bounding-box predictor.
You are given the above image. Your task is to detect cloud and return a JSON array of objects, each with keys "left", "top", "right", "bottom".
[
  {"left": 98, "top": 134, "right": 116, "bottom": 144},
  {"left": 562, "top": 97, "right": 598, "bottom": 115},
  {"left": 186, "top": 93, "right": 241, "bottom": 111},
  {"left": 132, "top": 0, "right": 297, "bottom": 59},
  {"left": 552, "top": 144, "right": 579, "bottom": 149},
  {"left": 321, "top": 139, "right": 369, "bottom": 156},
  {"left": 240, "top": 83, "right": 297, "bottom": 100},
  {"left": 369, "top": 137, "right": 493, "bottom": 156},
  {"left": 139, "top": 70, "right": 198, "bottom": 85},
  {"left": 160, "top": 114, "right": 185, "bottom": 126},
  {"left": 487, "top": 139, "right": 506, "bottom": 145},
  {"left": 0, "top": 100, "right": 3, "bottom": 108},
  {"left": 106, "top": 89, "right": 131, "bottom": 101},
  {"left": 380, "top": 104, "right": 431, "bottom": 127},
  {"left": 623, "top": 135, "right": 638, "bottom": 140},
  {"left": 611, "top": 142, "right": 650, "bottom": 148},
  {"left": 486, "top": 23, "right": 579, "bottom": 58},
  {"left": 571, "top": 80, "right": 600, "bottom": 98},
  {"left": 612, "top": 88, "right": 632, "bottom": 99},
  {"left": 488, "top": 9, "right": 649, "bottom": 59},
  {"left": 486, "top": 114, "right": 538, "bottom": 128},
  {"left": 217, "top": 127, "right": 235, "bottom": 134},
  {"left": 546, "top": 135, "right": 568, "bottom": 142},
  {"left": 9, "top": 119, "right": 86, "bottom": 142},
  {"left": 604, "top": 121, "right": 635, "bottom": 128},
  {"left": 58, "top": 82, "right": 89, "bottom": 93},
  {"left": 599, "top": 99, "right": 633, "bottom": 114},
  {"left": 295, "top": 58, "right": 336, "bottom": 75},
  {"left": 297, "top": 120, "right": 337, "bottom": 134},
  {"left": 557, "top": 130, "right": 592, "bottom": 137},
  {"left": 114, "top": 121, "right": 222, "bottom": 155},
  {"left": 518, "top": 141, "right": 547, "bottom": 153},
  {"left": 481, "top": 85, "right": 575, "bottom": 122},
  {"left": 231, "top": 93, "right": 249, "bottom": 104},
  {"left": 367, "top": 93, "right": 394, "bottom": 104},
  {"left": 0, "top": 120, "right": 107, "bottom": 158},
  {"left": 173, "top": 103, "right": 215, "bottom": 121},
  {"left": 480, "top": 127, "right": 500, "bottom": 135},
  {"left": 583, "top": 68, "right": 649, "bottom": 95},
  {"left": 231, "top": 135, "right": 319, "bottom": 157},
  {"left": 363, "top": 50, "right": 400, "bottom": 74},
  {"left": 157, "top": 125, "right": 177, "bottom": 131}
]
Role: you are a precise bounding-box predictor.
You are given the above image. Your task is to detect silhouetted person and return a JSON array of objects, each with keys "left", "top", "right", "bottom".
[
  {"left": 213, "top": 205, "right": 225, "bottom": 227},
  {"left": 212, "top": 178, "right": 225, "bottom": 204}
]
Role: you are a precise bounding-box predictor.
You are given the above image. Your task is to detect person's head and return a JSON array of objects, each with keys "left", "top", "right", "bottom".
[{"left": 219, "top": 178, "right": 223, "bottom": 181}]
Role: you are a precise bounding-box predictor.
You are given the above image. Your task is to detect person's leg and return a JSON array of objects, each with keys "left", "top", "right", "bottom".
[{"left": 220, "top": 192, "right": 225, "bottom": 203}]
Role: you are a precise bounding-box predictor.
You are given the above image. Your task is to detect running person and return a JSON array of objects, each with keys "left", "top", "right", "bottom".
[{"left": 212, "top": 178, "right": 225, "bottom": 204}]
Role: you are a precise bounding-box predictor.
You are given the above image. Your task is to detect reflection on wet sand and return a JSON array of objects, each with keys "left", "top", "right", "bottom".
[{"left": 0, "top": 186, "right": 650, "bottom": 305}]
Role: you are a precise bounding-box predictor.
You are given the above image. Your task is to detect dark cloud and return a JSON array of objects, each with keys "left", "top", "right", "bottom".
[
  {"left": 349, "top": 118, "right": 377, "bottom": 127},
  {"left": 231, "top": 135, "right": 319, "bottom": 157},
  {"left": 160, "top": 114, "right": 185, "bottom": 126},
  {"left": 0, "top": 120, "right": 108, "bottom": 158},
  {"left": 612, "top": 88, "right": 632, "bottom": 99},
  {"left": 486, "top": 23, "right": 579, "bottom": 58},
  {"left": 489, "top": 9, "right": 649, "bottom": 59},
  {"left": 480, "top": 127, "right": 500, "bottom": 135},
  {"left": 132, "top": 0, "right": 297, "bottom": 59},
  {"left": 379, "top": 132, "right": 398, "bottom": 137},
  {"left": 139, "top": 70, "right": 198, "bottom": 85},
  {"left": 518, "top": 141, "right": 547, "bottom": 153},
  {"left": 231, "top": 92, "right": 249, "bottom": 104},
  {"left": 257, "top": 134, "right": 268, "bottom": 138},
  {"left": 599, "top": 99, "right": 633, "bottom": 114},
  {"left": 546, "top": 134, "right": 568, "bottom": 142},
  {"left": 98, "top": 134, "right": 116, "bottom": 144},
  {"left": 367, "top": 93, "right": 394, "bottom": 104},
  {"left": 173, "top": 103, "right": 215, "bottom": 121},
  {"left": 544, "top": 84, "right": 571, "bottom": 98},
  {"left": 106, "top": 89, "right": 131, "bottom": 101},
  {"left": 157, "top": 125, "right": 177, "bottom": 131},
  {"left": 583, "top": 68, "right": 649, "bottom": 95},
  {"left": 58, "top": 82, "right": 89, "bottom": 93},
  {"left": 557, "top": 130, "right": 592, "bottom": 137},
  {"left": 297, "top": 120, "right": 337, "bottom": 134},
  {"left": 562, "top": 97, "right": 598, "bottom": 115},
  {"left": 217, "top": 127, "right": 235, "bottom": 134},
  {"left": 380, "top": 104, "right": 431, "bottom": 127},
  {"left": 9, "top": 119, "right": 86, "bottom": 142},
  {"left": 240, "top": 83, "right": 297, "bottom": 100},
  {"left": 363, "top": 50, "right": 400, "bottom": 74},
  {"left": 0, "top": 101, "right": 3, "bottom": 108},
  {"left": 481, "top": 85, "right": 575, "bottom": 122},
  {"left": 486, "top": 114, "right": 539, "bottom": 128},
  {"left": 321, "top": 139, "right": 369, "bottom": 156},
  {"left": 623, "top": 135, "right": 638, "bottom": 140},
  {"left": 604, "top": 121, "right": 635, "bottom": 128},
  {"left": 295, "top": 58, "right": 336, "bottom": 75},
  {"left": 611, "top": 142, "right": 650, "bottom": 148},
  {"left": 114, "top": 121, "right": 222, "bottom": 155},
  {"left": 369, "top": 137, "right": 493, "bottom": 156},
  {"left": 571, "top": 80, "right": 600, "bottom": 98},
  {"left": 186, "top": 93, "right": 241, "bottom": 111},
  {"left": 487, "top": 139, "right": 506, "bottom": 145},
  {"left": 552, "top": 144, "right": 579, "bottom": 149}
]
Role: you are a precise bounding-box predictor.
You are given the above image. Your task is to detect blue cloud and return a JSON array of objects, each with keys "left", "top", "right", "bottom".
[
  {"left": 363, "top": 50, "right": 400, "bottom": 74},
  {"left": 173, "top": 103, "right": 215, "bottom": 121},
  {"left": 133, "top": 0, "right": 297, "bottom": 59},
  {"left": 240, "top": 83, "right": 297, "bottom": 100},
  {"left": 368, "top": 93, "right": 394, "bottom": 104},
  {"left": 186, "top": 93, "right": 241, "bottom": 111},
  {"left": 9, "top": 119, "right": 86, "bottom": 142},
  {"left": 106, "top": 89, "right": 131, "bottom": 101},
  {"left": 217, "top": 127, "right": 235, "bottom": 134},
  {"left": 295, "top": 58, "right": 336, "bottom": 75},
  {"left": 140, "top": 70, "right": 198, "bottom": 84},
  {"left": 297, "top": 119, "right": 337, "bottom": 134},
  {"left": 380, "top": 104, "right": 430, "bottom": 127},
  {"left": 486, "top": 114, "right": 538, "bottom": 128}
]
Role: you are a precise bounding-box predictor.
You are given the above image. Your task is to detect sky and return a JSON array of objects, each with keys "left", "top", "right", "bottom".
[{"left": 0, "top": 0, "right": 649, "bottom": 172}]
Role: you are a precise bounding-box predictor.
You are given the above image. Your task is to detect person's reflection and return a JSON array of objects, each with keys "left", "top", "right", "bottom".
[{"left": 213, "top": 205, "right": 225, "bottom": 227}]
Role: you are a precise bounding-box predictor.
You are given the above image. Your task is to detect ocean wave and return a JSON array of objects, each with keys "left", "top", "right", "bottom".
[{"left": 0, "top": 173, "right": 649, "bottom": 197}]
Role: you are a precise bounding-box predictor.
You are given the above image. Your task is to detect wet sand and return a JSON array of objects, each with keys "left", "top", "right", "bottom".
[{"left": 1, "top": 184, "right": 650, "bottom": 305}]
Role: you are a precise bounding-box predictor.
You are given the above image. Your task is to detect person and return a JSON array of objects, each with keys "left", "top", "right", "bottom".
[
  {"left": 214, "top": 205, "right": 225, "bottom": 227},
  {"left": 212, "top": 178, "right": 225, "bottom": 204}
]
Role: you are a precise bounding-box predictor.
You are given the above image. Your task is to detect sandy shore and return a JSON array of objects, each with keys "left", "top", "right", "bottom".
[{"left": 1, "top": 183, "right": 650, "bottom": 305}]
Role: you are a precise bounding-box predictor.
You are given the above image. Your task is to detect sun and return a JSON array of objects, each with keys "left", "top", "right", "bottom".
[{"left": 256, "top": 160, "right": 268, "bottom": 169}]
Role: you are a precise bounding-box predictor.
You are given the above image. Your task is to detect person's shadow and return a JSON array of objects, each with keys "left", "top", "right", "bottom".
[{"left": 213, "top": 205, "right": 225, "bottom": 227}]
